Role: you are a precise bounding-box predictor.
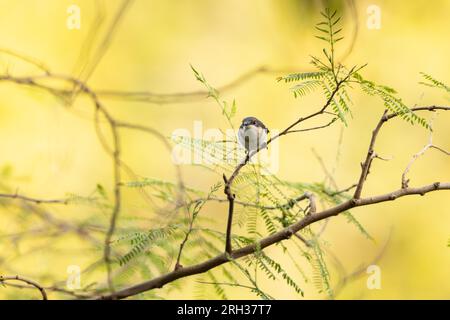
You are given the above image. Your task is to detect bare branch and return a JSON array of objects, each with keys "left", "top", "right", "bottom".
[
  {"left": 386, "top": 106, "right": 450, "bottom": 120},
  {"left": 304, "top": 192, "right": 317, "bottom": 214},
  {"left": 2, "top": 281, "right": 93, "bottom": 299},
  {"left": 284, "top": 117, "right": 338, "bottom": 134},
  {"left": 327, "top": 184, "right": 357, "bottom": 196},
  {"left": 402, "top": 121, "right": 450, "bottom": 188},
  {"left": 0, "top": 275, "right": 48, "bottom": 300},
  {"left": 402, "top": 144, "right": 450, "bottom": 188},
  {"left": 223, "top": 174, "right": 235, "bottom": 254},
  {"left": 0, "top": 192, "right": 68, "bottom": 205},
  {"left": 294, "top": 233, "right": 312, "bottom": 247},
  {"left": 355, "top": 106, "right": 450, "bottom": 198},
  {"left": 353, "top": 110, "right": 388, "bottom": 199}
]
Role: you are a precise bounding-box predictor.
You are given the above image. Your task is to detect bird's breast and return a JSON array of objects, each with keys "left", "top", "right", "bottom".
[{"left": 238, "top": 125, "right": 268, "bottom": 151}]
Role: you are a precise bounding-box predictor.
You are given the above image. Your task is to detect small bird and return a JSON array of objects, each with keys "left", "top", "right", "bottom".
[{"left": 238, "top": 116, "right": 269, "bottom": 153}]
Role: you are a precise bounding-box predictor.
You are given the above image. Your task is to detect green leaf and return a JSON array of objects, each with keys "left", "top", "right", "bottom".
[
  {"left": 419, "top": 72, "right": 450, "bottom": 94},
  {"left": 315, "top": 26, "right": 328, "bottom": 33},
  {"left": 290, "top": 80, "right": 322, "bottom": 98},
  {"left": 343, "top": 212, "right": 373, "bottom": 241},
  {"left": 277, "top": 71, "right": 325, "bottom": 83},
  {"left": 96, "top": 183, "right": 108, "bottom": 199},
  {"left": 190, "top": 64, "right": 202, "bottom": 81},
  {"left": 316, "top": 36, "right": 330, "bottom": 42},
  {"left": 353, "top": 73, "right": 429, "bottom": 129},
  {"left": 230, "top": 99, "right": 237, "bottom": 118}
]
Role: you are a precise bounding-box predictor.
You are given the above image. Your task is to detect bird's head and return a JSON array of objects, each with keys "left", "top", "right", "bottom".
[
  {"left": 241, "top": 117, "right": 269, "bottom": 133},
  {"left": 241, "top": 117, "right": 259, "bottom": 127}
]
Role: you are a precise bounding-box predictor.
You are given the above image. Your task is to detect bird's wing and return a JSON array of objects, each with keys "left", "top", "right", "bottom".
[
  {"left": 237, "top": 127, "right": 246, "bottom": 148},
  {"left": 254, "top": 118, "right": 269, "bottom": 133}
]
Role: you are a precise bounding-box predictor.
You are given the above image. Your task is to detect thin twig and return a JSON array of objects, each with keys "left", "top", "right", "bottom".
[
  {"left": 174, "top": 197, "right": 208, "bottom": 270},
  {"left": 284, "top": 117, "right": 338, "bottom": 134},
  {"left": 223, "top": 174, "right": 235, "bottom": 254},
  {"left": 0, "top": 193, "right": 68, "bottom": 205},
  {"left": 184, "top": 193, "right": 309, "bottom": 211},
  {"left": 0, "top": 275, "right": 48, "bottom": 300},
  {"left": 401, "top": 119, "right": 450, "bottom": 188},
  {"left": 2, "top": 281, "right": 93, "bottom": 299}
]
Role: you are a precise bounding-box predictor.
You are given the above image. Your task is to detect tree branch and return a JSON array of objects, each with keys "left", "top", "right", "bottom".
[
  {"left": 97, "top": 103, "right": 450, "bottom": 299},
  {"left": 353, "top": 110, "right": 388, "bottom": 199},
  {"left": 0, "top": 275, "right": 48, "bottom": 300},
  {"left": 0, "top": 192, "right": 68, "bottom": 205},
  {"left": 97, "top": 181, "right": 450, "bottom": 299},
  {"left": 354, "top": 106, "right": 450, "bottom": 198},
  {"left": 223, "top": 174, "right": 235, "bottom": 254}
]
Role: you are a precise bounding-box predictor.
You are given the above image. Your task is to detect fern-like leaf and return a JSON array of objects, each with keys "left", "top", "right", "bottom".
[
  {"left": 117, "top": 225, "right": 179, "bottom": 266},
  {"left": 310, "top": 240, "right": 333, "bottom": 298},
  {"left": 353, "top": 73, "right": 429, "bottom": 129},
  {"left": 291, "top": 80, "right": 323, "bottom": 98},
  {"left": 420, "top": 72, "right": 450, "bottom": 93},
  {"left": 277, "top": 71, "right": 325, "bottom": 83}
]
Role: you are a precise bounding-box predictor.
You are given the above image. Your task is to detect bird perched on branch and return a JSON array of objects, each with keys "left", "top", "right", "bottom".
[{"left": 238, "top": 116, "right": 269, "bottom": 154}]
